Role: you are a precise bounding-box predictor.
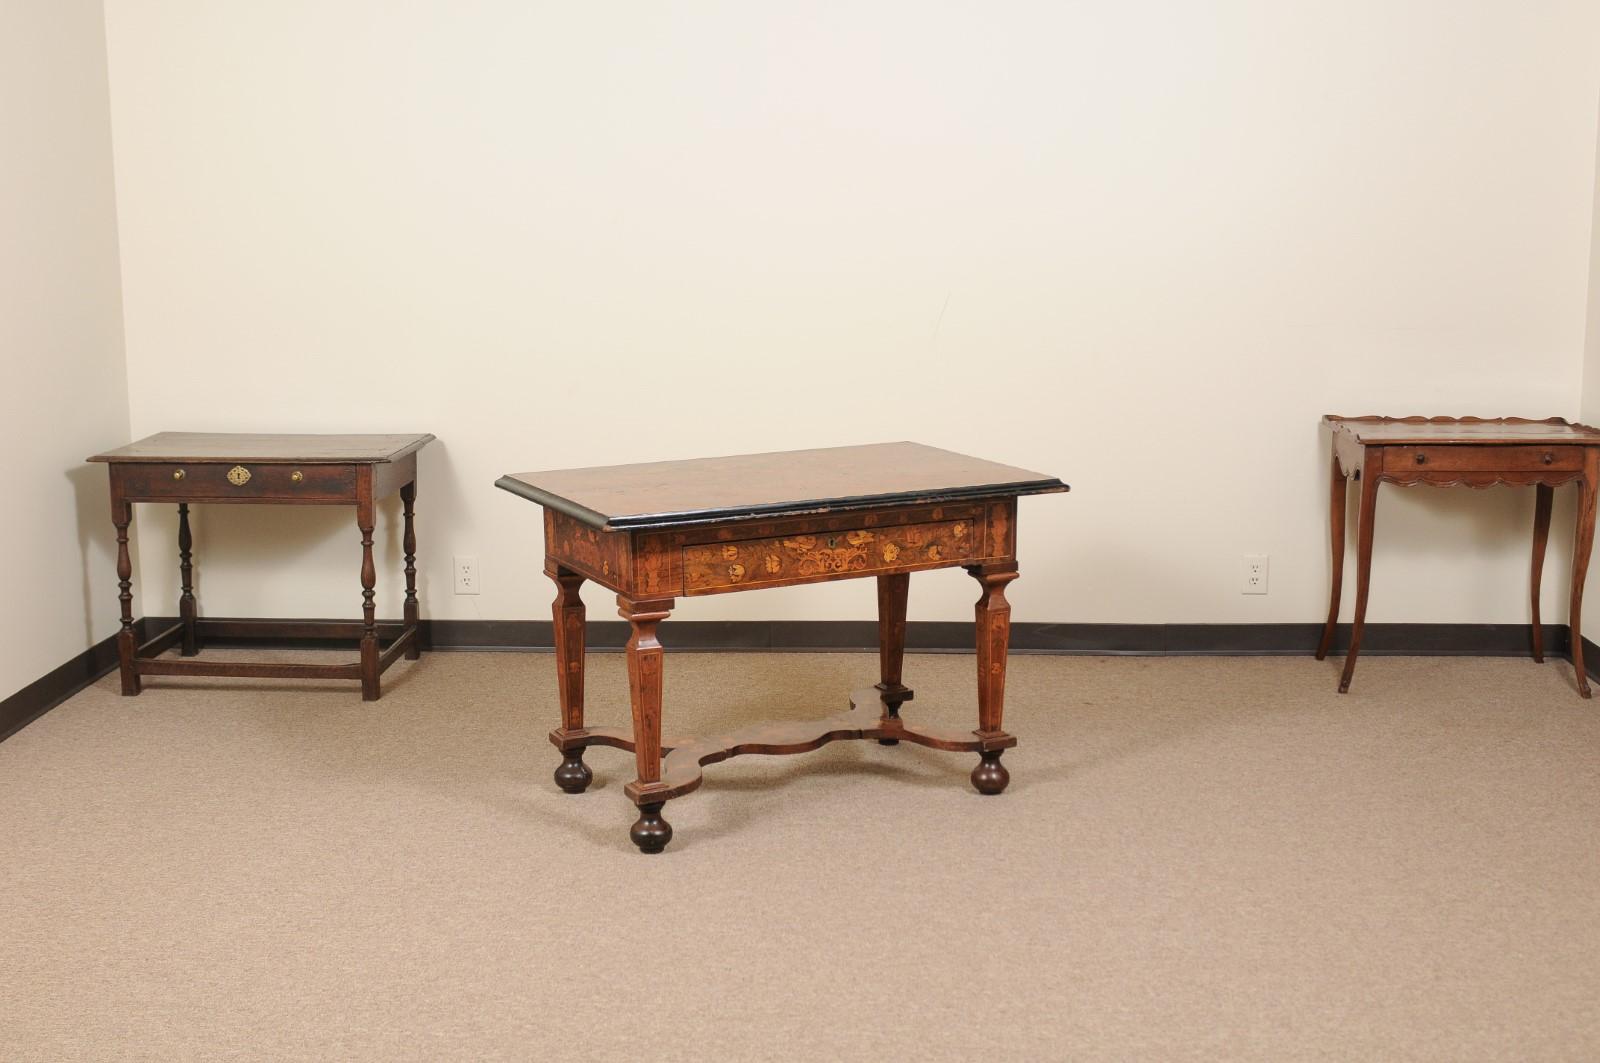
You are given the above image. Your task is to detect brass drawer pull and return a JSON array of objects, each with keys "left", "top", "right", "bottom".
[
  {"left": 291, "top": 470, "right": 304, "bottom": 483},
  {"left": 227, "top": 465, "right": 252, "bottom": 486},
  {"left": 172, "top": 468, "right": 185, "bottom": 481},
  {"left": 1414, "top": 453, "right": 1427, "bottom": 465},
  {"left": 1543, "top": 452, "right": 1555, "bottom": 465}
]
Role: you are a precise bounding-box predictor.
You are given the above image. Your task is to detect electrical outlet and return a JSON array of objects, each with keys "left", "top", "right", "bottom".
[
  {"left": 454, "top": 555, "right": 480, "bottom": 595},
  {"left": 1242, "top": 554, "right": 1269, "bottom": 595}
]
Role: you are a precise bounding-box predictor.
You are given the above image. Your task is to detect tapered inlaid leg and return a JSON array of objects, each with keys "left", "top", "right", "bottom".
[
  {"left": 1531, "top": 484, "right": 1554, "bottom": 663},
  {"left": 1338, "top": 460, "right": 1381, "bottom": 694},
  {"left": 113, "top": 498, "right": 139, "bottom": 696},
  {"left": 177, "top": 502, "right": 198, "bottom": 657},
  {"left": 357, "top": 500, "right": 379, "bottom": 701},
  {"left": 400, "top": 481, "right": 420, "bottom": 661},
  {"left": 548, "top": 562, "right": 590, "bottom": 793},
  {"left": 968, "top": 563, "right": 1018, "bottom": 794},
  {"left": 621, "top": 595, "right": 673, "bottom": 852},
  {"left": 875, "top": 572, "right": 911, "bottom": 744},
  {"left": 1316, "top": 453, "right": 1348, "bottom": 660},
  {"left": 1570, "top": 459, "right": 1598, "bottom": 698}
]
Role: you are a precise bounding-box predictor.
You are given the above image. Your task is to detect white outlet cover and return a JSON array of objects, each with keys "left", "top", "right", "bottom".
[{"left": 1242, "top": 554, "right": 1269, "bottom": 595}]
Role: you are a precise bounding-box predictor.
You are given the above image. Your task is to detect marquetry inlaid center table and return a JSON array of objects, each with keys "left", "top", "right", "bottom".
[
  {"left": 88, "top": 432, "right": 435, "bottom": 701},
  {"left": 497, "top": 442, "right": 1067, "bottom": 853},
  {"left": 1318, "top": 415, "right": 1600, "bottom": 698}
]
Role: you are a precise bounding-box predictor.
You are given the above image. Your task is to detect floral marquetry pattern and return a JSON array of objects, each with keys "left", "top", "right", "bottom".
[{"left": 682, "top": 519, "right": 979, "bottom": 594}]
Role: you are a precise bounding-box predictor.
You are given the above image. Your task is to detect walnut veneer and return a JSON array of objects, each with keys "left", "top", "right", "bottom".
[{"left": 497, "top": 441, "right": 1068, "bottom": 853}]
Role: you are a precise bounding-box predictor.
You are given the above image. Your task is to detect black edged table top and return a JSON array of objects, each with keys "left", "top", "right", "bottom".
[{"left": 497, "top": 441, "right": 1068, "bottom": 531}]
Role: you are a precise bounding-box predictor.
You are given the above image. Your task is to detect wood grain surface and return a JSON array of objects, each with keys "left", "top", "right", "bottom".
[
  {"left": 89, "top": 432, "right": 434, "bottom": 463},
  {"left": 498, "top": 441, "right": 1066, "bottom": 530}
]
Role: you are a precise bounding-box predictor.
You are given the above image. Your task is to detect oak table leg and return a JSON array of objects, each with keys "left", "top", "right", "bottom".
[
  {"left": 1571, "top": 456, "right": 1598, "bottom": 698},
  {"left": 969, "top": 563, "right": 1018, "bottom": 794},
  {"left": 113, "top": 497, "right": 140, "bottom": 696},
  {"left": 177, "top": 502, "right": 199, "bottom": 657},
  {"left": 1316, "top": 453, "right": 1348, "bottom": 661},
  {"left": 548, "top": 564, "right": 591, "bottom": 793},
  {"left": 357, "top": 493, "right": 380, "bottom": 702},
  {"left": 874, "top": 572, "right": 911, "bottom": 744},
  {"left": 1338, "top": 456, "right": 1381, "bottom": 694},
  {"left": 621, "top": 595, "right": 674, "bottom": 853},
  {"left": 1530, "top": 484, "right": 1554, "bottom": 663},
  {"left": 401, "top": 481, "right": 421, "bottom": 661}
]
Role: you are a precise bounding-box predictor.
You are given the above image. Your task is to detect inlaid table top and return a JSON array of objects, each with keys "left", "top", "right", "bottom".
[
  {"left": 1324, "top": 415, "right": 1600, "bottom": 447},
  {"left": 88, "top": 432, "right": 435, "bottom": 464},
  {"left": 496, "top": 441, "right": 1067, "bottom": 530}
]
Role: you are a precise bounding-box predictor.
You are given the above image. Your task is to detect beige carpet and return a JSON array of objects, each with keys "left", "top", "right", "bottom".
[{"left": 2, "top": 649, "right": 1598, "bottom": 1061}]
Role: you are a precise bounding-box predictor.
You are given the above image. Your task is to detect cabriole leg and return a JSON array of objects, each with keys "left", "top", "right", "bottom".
[
  {"left": 1316, "top": 453, "right": 1348, "bottom": 660},
  {"left": 1338, "top": 461, "right": 1381, "bottom": 694},
  {"left": 1570, "top": 463, "right": 1597, "bottom": 698},
  {"left": 1530, "top": 484, "right": 1553, "bottom": 663}
]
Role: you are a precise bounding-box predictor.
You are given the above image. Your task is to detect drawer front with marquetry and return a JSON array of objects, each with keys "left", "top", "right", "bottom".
[
  {"left": 682, "top": 519, "right": 980, "bottom": 595},
  {"left": 115, "top": 462, "right": 358, "bottom": 502}
]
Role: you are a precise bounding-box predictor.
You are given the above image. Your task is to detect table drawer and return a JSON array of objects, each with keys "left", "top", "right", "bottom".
[
  {"left": 683, "top": 518, "right": 980, "bottom": 594},
  {"left": 1384, "top": 445, "right": 1584, "bottom": 475},
  {"left": 116, "top": 462, "right": 358, "bottom": 501}
]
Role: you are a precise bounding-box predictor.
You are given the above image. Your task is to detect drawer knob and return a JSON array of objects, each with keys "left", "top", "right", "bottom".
[
  {"left": 172, "top": 468, "right": 185, "bottom": 481},
  {"left": 1414, "top": 453, "right": 1427, "bottom": 465},
  {"left": 227, "top": 465, "right": 252, "bottom": 486},
  {"left": 1543, "top": 452, "right": 1555, "bottom": 465},
  {"left": 290, "top": 470, "right": 304, "bottom": 483}
]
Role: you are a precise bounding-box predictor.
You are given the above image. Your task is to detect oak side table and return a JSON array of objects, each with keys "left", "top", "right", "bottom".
[
  {"left": 496, "top": 442, "right": 1068, "bottom": 853},
  {"left": 1317, "top": 415, "right": 1600, "bottom": 697},
  {"left": 88, "top": 432, "right": 435, "bottom": 701}
]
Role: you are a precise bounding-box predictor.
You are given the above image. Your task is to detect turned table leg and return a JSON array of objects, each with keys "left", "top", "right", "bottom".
[
  {"left": 548, "top": 563, "right": 591, "bottom": 793},
  {"left": 1338, "top": 457, "right": 1381, "bottom": 694},
  {"left": 357, "top": 496, "right": 380, "bottom": 702},
  {"left": 1570, "top": 456, "right": 1598, "bottom": 698},
  {"left": 1316, "top": 453, "right": 1348, "bottom": 661},
  {"left": 177, "top": 502, "right": 199, "bottom": 657},
  {"left": 968, "top": 562, "right": 1018, "bottom": 794},
  {"left": 1530, "top": 484, "right": 1553, "bottom": 663},
  {"left": 875, "top": 572, "right": 911, "bottom": 744},
  {"left": 621, "top": 595, "right": 674, "bottom": 853},
  {"left": 401, "top": 481, "right": 421, "bottom": 661},
  {"left": 113, "top": 498, "right": 140, "bottom": 696}
]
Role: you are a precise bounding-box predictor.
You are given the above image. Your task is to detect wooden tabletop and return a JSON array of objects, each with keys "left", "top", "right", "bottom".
[
  {"left": 1324, "top": 416, "right": 1600, "bottom": 446},
  {"left": 88, "top": 432, "right": 436, "bottom": 464},
  {"left": 498, "top": 442, "right": 1067, "bottom": 530}
]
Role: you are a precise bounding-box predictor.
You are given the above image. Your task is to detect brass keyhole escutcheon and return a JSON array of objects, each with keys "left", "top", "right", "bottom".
[
  {"left": 227, "top": 465, "right": 252, "bottom": 486},
  {"left": 290, "top": 470, "right": 304, "bottom": 483},
  {"left": 172, "top": 468, "right": 185, "bottom": 481},
  {"left": 826, "top": 536, "right": 838, "bottom": 547}
]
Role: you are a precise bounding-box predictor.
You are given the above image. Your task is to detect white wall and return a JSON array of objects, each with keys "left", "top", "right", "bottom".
[
  {"left": 0, "top": 0, "right": 131, "bottom": 699},
  {"left": 1582, "top": 94, "right": 1600, "bottom": 627},
  {"left": 100, "top": 2, "right": 1600, "bottom": 628}
]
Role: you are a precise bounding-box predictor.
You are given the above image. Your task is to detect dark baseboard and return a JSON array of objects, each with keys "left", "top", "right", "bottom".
[
  {"left": 0, "top": 631, "right": 124, "bottom": 743},
  {"left": 4, "top": 619, "right": 1593, "bottom": 744}
]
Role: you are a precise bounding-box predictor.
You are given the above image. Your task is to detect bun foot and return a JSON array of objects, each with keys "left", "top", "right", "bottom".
[
  {"left": 971, "top": 751, "right": 1010, "bottom": 795},
  {"left": 554, "top": 751, "right": 592, "bottom": 794},
  {"left": 630, "top": 802, "right": 672, "bottom": 854}
]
